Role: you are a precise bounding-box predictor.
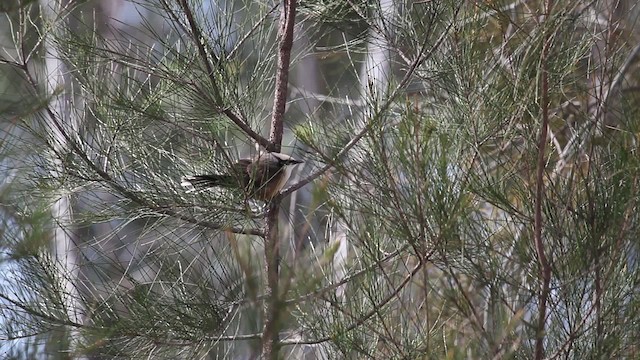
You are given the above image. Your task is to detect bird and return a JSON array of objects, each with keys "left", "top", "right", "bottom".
[{"left": 181, "top": 152, "right": 303, "bottom": 200}]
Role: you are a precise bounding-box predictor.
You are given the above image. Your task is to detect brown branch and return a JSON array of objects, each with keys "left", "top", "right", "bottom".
[
  {"left": 267, "top": 0, "right": 297, "bottom": 152},
  {"left": 262, "top": 1, "right": 298, "bottom": 358},
  {"left": 534, "top": 3, "right": 553, "bottom": 359},
  {"left": 261, "top": 202, "right": 282, "bottom": 359}
]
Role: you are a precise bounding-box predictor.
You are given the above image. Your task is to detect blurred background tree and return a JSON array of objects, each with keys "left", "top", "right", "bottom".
[{"left": 1, "top": 0, "right": 639, "bottom": 359}]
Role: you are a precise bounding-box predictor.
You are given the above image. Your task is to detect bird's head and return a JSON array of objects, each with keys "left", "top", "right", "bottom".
[{"left": 270, "top": 152, "right": 303, "bottom": 166}]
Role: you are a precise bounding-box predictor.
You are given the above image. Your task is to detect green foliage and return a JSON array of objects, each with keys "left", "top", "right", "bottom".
[{"left": 1, "top": 0, "right": 640, "bottom": 358}]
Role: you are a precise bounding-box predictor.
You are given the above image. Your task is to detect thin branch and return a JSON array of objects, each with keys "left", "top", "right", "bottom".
[
  {"left": 268, "top": 0, "right": 297, "bottom": 152},
  {"left": 226, "top": 4, "right": 280, "bottom": 61},
  {"left": 534, "top": 2, "right": 553, "bottom": 358},
  {"left": 289, "top": 86, "right": 365, "bottom": 106},
  {"left": 152, "top": 206, "right": 264, "bottom": 236},
  {"left": 262, "top": 202, "right": 282, "bottom": 359},
  {"left": 174, "top": 0, "right": 271, "bottom": 150},
  {"left": 0, "top": 294, "right": 85, "bottom": 330}
]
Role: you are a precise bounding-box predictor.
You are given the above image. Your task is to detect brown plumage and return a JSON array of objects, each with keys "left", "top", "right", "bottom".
[{"left": 181, "top": 152, "right": 302, "bottom": 200}]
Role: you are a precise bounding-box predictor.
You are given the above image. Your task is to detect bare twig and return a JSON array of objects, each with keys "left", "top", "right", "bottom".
[{"left": 534, "top": 2, "right": 553, "bottom": 358}]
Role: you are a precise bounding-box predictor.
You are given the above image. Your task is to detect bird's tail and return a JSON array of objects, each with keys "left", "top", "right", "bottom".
[{"left": 180, "top": 174, "right": 235, "bottom": 193}]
